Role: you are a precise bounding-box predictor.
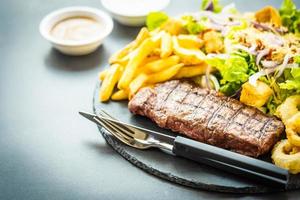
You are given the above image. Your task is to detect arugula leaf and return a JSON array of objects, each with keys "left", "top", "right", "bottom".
[
  {"left": 201, "top": 0, "right": 223, "bottom": 13},
  {"left": 146, "top": 12, "right": 169, "bottom": 31}
]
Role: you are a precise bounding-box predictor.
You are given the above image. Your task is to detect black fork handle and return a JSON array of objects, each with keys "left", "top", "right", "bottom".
[{"left": 172, "top": 136, "right": 289, "bottom": 189}]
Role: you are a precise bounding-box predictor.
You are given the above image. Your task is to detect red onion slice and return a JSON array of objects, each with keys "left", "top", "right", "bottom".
[
  {"left": 207, "top": 53, "right": 230, "bottom": 59},
  {"left": 249, "top": 71, "right": 266, "bottom": 86},
  {"left": 204, "top": 0, "right": 214, "bottom": 12},
  {"left": 275, "top": 54, "right": 292, "bottom": 79},
  {"left": 261, "top": 60, "right": 280, "bottom": 68},
  {"left": 209, "top": 75, "right": 220, "bottom": 91},
  {"left": 232, "top": 44, "right": 257, "bottom": 55},
  {"left": 256, "top": 49, "right": 270, "bottom": 66},
  {"left": 193, "top": 11, "right": 232, "bottom": 26}
]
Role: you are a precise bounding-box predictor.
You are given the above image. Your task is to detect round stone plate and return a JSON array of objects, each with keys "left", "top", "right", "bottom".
[{"left": 93, "top": 81, "right": 300, "bottom": 193}]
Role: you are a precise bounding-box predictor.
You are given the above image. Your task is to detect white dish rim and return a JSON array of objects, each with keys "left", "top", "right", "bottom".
[
  {"left": 39, "top": 6, "right": 114, "bottom": 46},
  {"left": 100, "top": 0, "right": 170, "bottom": 17}
]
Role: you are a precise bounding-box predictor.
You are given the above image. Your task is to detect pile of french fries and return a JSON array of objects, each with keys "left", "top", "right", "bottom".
[{"left": 99, "top": 25, "right": 210, "bottom": 102}]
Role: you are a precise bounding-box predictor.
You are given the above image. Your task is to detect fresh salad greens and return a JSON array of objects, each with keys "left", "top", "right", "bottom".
[
  {"left": 146, "top": 12, "right": 169, "bottom": 31},
  {"left": 182, "top": 16, "right": 207, "bottom": 34},
  {"left": 207, "top": 51, "right": 258, "bottom": 96},
  {"left": 146, "top": 0, "right": 300, "bottom": 114},
  {"left": 279, "top": 0, "right": 300, "bottom": 33}
]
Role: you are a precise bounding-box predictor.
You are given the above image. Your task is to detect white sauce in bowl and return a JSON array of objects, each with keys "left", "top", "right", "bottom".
[
  {"left": 101, "top": 0, "right": 170, "bottom": 16},
  {"left": 50, "top": 17, "right": 103, "bottom": 42}
]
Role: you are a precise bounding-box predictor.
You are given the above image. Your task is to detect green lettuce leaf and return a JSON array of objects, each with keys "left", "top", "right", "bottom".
[
  {"left": 266, "top": 96, "right": 278, "bottom": 115},
  {"left": 226, "top": 19, "right": 248, "bottom": 40},
  {"left": 280, "top": 0, "right": 297, "bottom": 15},
  {"left": 294, "top": 55, "right": 300, "bottom": 64},
  {"left": 279, "top": 79, "right": 300, "bottom": 92},
  {"left": 207, "top": 54, "right": 250, "bottom": 95},
  {"left": 291, "top": 68, "right": 300, "bottom": 79},
  {"left": 208, "top": 55, "right": 249, "bottom": 84},
  {"left": 222, "top": 56, "right": 249, "bottom": 83},
  {"left": 181, "top": 16, "right": 206, "bottom": 34},
  {"left": 146, "top": 12, "right": 169, "bottom": 31},
  {"left": 219, "top": 82, "right": 241, "bottom": 96},
  {"left": 279, "top": 0, "right": 300, "bottom": 33}
]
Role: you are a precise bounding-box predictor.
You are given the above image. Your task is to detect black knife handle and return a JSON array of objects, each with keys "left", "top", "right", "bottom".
[{"left": 172, "top": 136, "right": 289, "bottom": 189}]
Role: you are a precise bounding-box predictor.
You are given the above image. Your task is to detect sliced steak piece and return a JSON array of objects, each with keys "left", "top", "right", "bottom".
[{"left": 128, "top": 80, "right": 284, "bottom": 157}]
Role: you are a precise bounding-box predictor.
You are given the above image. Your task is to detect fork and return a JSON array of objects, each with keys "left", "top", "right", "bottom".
[
  {"left": 80, "top": 110, "right": 289, "bottom": 188},
  {"left": 95, "top": 110, "right": 173, "bottom": 151}
]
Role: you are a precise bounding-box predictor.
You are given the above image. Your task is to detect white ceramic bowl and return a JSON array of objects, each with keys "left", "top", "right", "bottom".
[
  {"left": 39, "top": 6, "right": 113, "bottom": 56},
  {"left": 101, "top": 0, "right": 170, "bottom": 26}
]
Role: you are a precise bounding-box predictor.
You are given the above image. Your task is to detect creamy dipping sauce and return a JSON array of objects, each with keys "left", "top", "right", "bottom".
[{"left": 50, "top": 17, "right": 102, "bottom": 42}]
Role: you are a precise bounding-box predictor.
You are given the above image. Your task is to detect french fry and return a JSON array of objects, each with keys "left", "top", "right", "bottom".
[
  {"left": 177, "top": 34, "right": 203, "bottom": 49},
  {"left": 118, "top": 38, "right": 159, "bottom": 90},
  {"left": 135, "top": 27, "right": 151, "bottom": 45},
  {"left": 111, "top": 90, "right": 128, "bottom": 101},
  {"left": 150, "top": 28, "right": 161, "bottom": 37},
  {"left": 129, "top": 73, "right": 148, "bottom": 98},
  {"left": 109, "top": 42, "right": 133, "bottom": 64},
  {"left": 160, "top": 18, "right": 185, "bottom": 35},
  {"left": 151, "top": 30, "right": 164, "bottom": 43},
  {"left": 109, "top": 27, "right": 150, "bottom": 64},
  {"left": 149, "top": 48, "right": 161, "bottom": 57},
  {"left": 134, "top": 56, "right": 161, "bottom": 75},
  {"left": 172, "top": 36, "right": 205, "bottom": 65},
  {"left": 160, "top": 32, "right": 173, "bottom": 58},
  {"left": 146, "top": 63, "right": 184, "bottom": 84},
  {"left": 99, "top": 69, "right": 108, "bottom": 81},
  {"left": 99, "top": 64, "right": 123, "bottom": 102},
  {"left": 174, "top": 63, "right": 209, "bottom": 79},
  {"left": 143, "top": 55, "right": 180, "bottom": 73}
]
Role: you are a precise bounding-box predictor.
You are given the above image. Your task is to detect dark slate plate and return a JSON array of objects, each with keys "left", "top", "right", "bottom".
[{"left": 93, "top": 81, "right": 300, "bottom": 193}]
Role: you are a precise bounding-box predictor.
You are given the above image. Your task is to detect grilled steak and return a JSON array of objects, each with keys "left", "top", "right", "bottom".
[{"left": 128, "top": 80, "right": 284, "bottom": 157}]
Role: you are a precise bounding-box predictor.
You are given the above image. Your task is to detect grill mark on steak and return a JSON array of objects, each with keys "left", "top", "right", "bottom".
[
  {"left": 206, "top": 97, "right": 226, "bottom": 131},
  {"left": 258, "top": 118, "right": 272, "bottom": 142},
  {"left": 128, "top": 80, "right": 284, "bottom": 157},
  {"left": 164, "top": 83, "right": 194, "bottom": 132},
  {"left": 223, "top": 104, "right": 244, "bottom": 135},
  {"left": 206, "top": 100, "right": 229, "bottom": 147}
]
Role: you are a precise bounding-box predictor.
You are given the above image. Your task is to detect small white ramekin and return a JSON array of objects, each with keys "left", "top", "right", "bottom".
[
  {"left": 101, "top": 0, "right": 170, "bottom": 27},
  {"left": 39, "top": 6, "right": 113, "bottom": 56}
]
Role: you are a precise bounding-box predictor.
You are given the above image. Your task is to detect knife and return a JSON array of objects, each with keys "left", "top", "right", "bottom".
[{"left": 79, "top": 111, "right": 289, "bottom": 189}]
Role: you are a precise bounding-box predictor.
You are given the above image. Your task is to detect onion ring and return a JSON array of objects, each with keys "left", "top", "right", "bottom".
[
  {"left": 276, "top": 95, "right": 300, "bottom": 124},
  {"left": 272, "top": 139, "right": 300, "bottom": 174},
  {"left": 286, "top": 112, "right": 300, "bottom": 147}
]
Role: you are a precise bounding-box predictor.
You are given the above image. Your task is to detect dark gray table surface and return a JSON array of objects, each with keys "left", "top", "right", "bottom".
[{"left": 1, "top": 0, "right": 299, "bottom": 199}]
